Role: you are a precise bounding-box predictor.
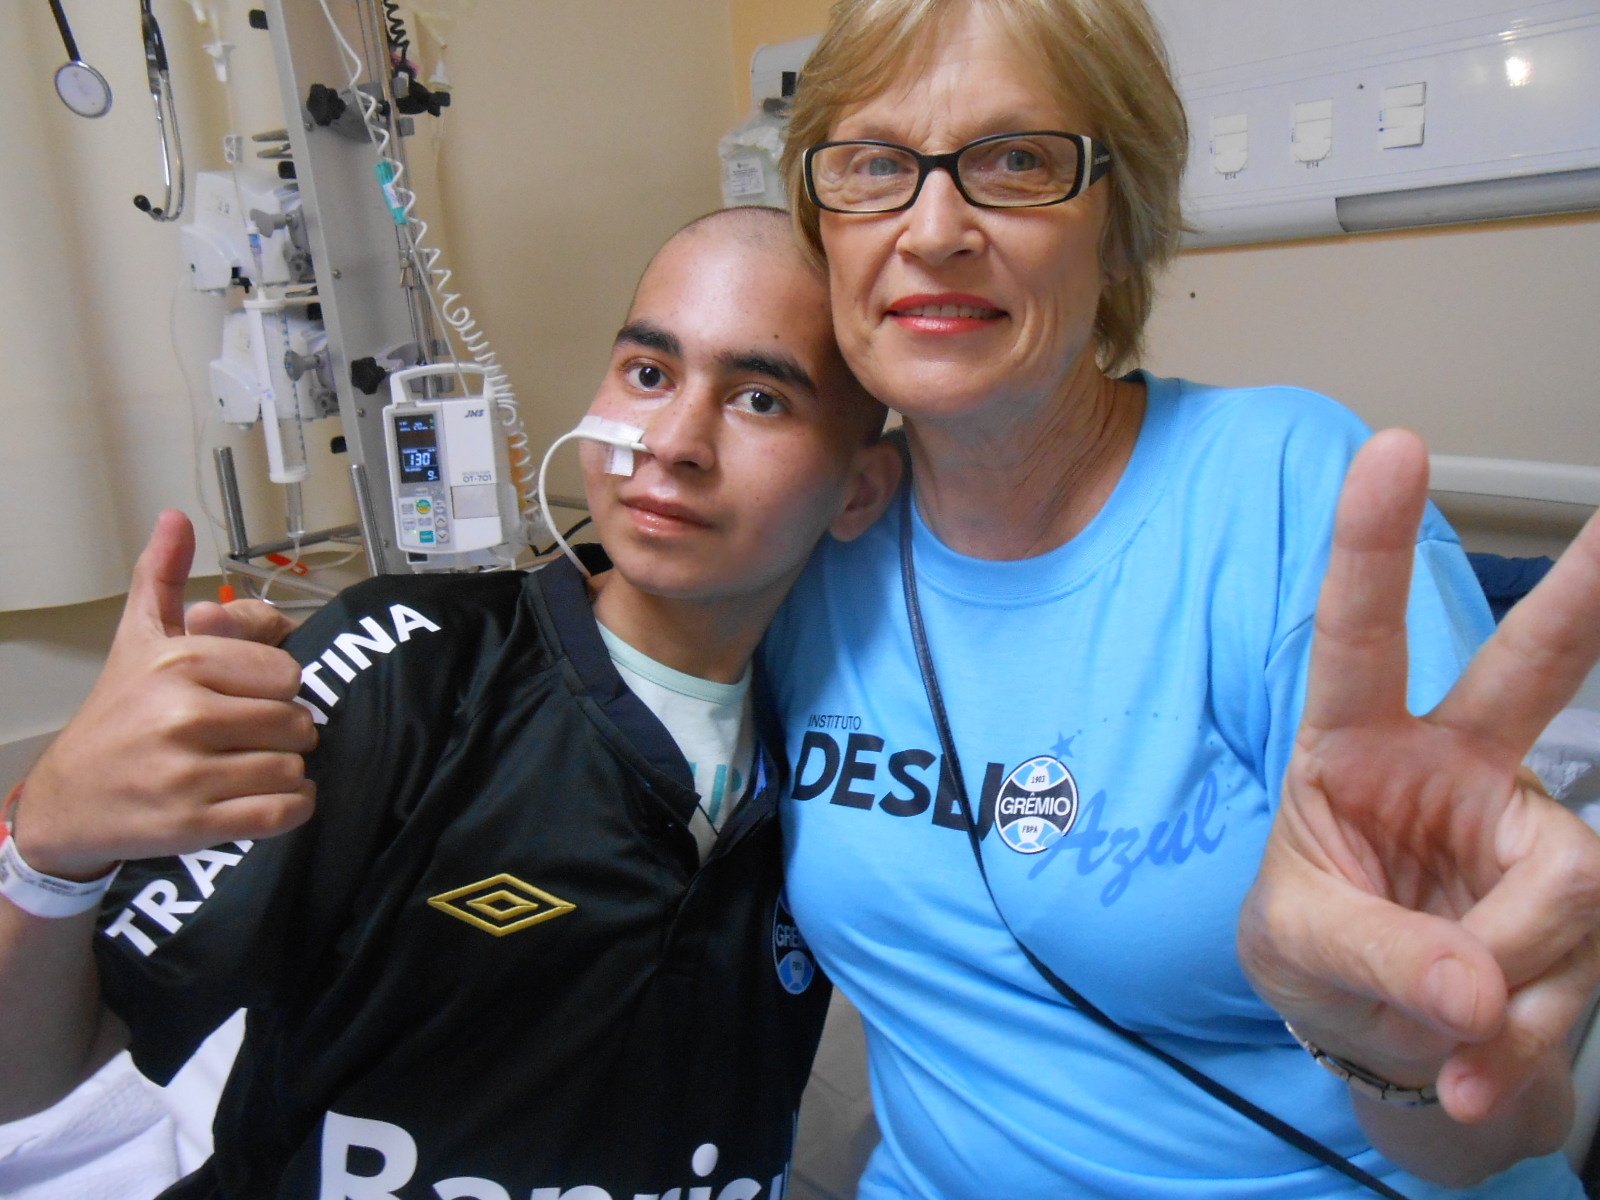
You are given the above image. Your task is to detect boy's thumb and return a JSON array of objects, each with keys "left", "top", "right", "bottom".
[{"left": 119, "top": 510, "right": 196, "bottom": 642}]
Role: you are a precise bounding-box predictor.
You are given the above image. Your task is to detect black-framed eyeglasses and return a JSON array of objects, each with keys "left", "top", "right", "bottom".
[{"left": 804, "top": 131, "right": 1112, "bottom": 214}]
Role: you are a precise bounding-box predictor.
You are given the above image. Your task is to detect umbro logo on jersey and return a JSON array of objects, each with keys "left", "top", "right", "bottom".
[{"left": 427, "top": 874, "right": 576, "bottom": 936}]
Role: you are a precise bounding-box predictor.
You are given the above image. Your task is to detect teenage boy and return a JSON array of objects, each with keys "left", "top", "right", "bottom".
[{"left": 0, "top": 207, "right": 900, "bottom": 1199}]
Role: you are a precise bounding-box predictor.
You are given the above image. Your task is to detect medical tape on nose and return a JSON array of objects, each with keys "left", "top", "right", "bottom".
[{"left": 574, "top": 414, "right": 648, "bottom": 476}]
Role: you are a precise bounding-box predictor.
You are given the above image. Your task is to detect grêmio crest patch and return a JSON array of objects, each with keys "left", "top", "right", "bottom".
[
  {"left": 995, "top": 755, "right": 1080, "bottom": 854},
  {"left": 772, "top": 891, "right": 817, "bottom": 995}
]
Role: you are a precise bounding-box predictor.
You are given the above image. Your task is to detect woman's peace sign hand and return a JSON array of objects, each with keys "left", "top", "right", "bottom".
[{"left": 1240, "top": 429, "right": 1600, "bottom": 1174}]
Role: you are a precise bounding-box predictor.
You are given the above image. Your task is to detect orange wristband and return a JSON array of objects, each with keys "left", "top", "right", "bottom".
[{"left": 1, "top": 779, "right": 22, "bottom": 830}]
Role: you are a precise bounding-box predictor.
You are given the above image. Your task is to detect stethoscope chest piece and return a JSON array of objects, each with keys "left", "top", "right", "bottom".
[
  {"left": 55, "top": 59, "right": 113, "bottom": 118},
  {"left": 50, "top": 0, "right": 113, "bottom": 118}
]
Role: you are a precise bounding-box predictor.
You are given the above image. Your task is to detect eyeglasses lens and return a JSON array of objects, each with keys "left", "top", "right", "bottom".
[
  {"left": 811, "top": 134, "right": 1084, "bottom": 212},
  {"left": 811, "top": 145, "right": 920, "bottom": 211},
  {"left": 959, "top": 135, "right": 1082, "bottom": 206}
]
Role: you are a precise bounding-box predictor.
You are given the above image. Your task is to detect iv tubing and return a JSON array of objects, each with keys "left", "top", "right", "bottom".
[{"left": 315, "top": 0, "right": 541, "bottom": 547}]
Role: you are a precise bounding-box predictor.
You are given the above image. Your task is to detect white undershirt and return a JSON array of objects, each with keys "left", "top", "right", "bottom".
[{"left": 598, "top": 623, "right": 756, "bottom": 863}]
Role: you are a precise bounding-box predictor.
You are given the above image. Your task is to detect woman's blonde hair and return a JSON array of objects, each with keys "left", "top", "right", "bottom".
[{"left": 780, "top": 0, "right": 1188, "bottom": 374}]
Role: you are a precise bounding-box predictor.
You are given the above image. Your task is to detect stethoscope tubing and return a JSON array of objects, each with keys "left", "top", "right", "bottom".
[
  {"left": 133, "top": 0, "right": 185, "bottom": 220},
  {"left": 48, "top": 0, "right": 82, "bottom": 63}
]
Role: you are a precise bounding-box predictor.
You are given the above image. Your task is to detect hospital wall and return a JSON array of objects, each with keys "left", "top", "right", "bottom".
[{"left": 3, "top": 1, "right": 1598, "bottom": 788}]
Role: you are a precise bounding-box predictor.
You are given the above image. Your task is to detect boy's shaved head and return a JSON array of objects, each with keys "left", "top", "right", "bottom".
[
  {"left": 631, "top": 208, "right": 887, "bottom": 447},
  {"left": 674, "top": 204, "right": 803, "bottom": 261}
]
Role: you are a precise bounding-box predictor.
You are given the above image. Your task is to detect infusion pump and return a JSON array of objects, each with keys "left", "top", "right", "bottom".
[{"left": 382, "top": 364, "right": 520, "bottom": 564}]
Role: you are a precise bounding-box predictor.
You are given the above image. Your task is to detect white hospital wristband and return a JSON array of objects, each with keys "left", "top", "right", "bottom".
[{"left": 0, "top": 820, "right": 120, "bottom": 920}]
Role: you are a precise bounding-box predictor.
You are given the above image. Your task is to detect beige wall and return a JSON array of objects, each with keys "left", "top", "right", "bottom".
[{"left": 1144, "top": 214, "right": 1600, "bottom": 464}]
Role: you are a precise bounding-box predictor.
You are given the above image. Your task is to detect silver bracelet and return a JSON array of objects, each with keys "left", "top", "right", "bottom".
[
  {"left": 0, "top": 783, "right": 120, "bottom": 919},
  {"left": 1286, "top": 1022, "right": 1440, "bottom": 1107}
]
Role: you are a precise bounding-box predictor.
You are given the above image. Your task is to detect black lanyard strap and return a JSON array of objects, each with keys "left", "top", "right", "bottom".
[{"left": 895, "top": 484, "right": 1410, "bottom": 1200}]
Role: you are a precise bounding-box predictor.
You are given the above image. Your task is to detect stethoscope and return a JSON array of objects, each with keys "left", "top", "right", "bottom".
[
  {"left": 49, "top": 0, "right": 186, "bottom": 220},
  {"left": 132, "top": 0, "right": 185, "bottom": 221}
]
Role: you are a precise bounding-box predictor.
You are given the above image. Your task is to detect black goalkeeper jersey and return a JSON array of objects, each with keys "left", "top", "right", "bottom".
[{"left": 93, "top": 552, "right": 830, "bottom": 1200}]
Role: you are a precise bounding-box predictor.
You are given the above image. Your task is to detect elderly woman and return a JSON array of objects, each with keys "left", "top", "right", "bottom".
[{"left": 764, "top": 0, "right": 1600, "bottom": 1196}]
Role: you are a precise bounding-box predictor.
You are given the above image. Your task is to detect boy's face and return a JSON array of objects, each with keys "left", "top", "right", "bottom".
[{"left": 581, "top": 230, "right": 882, "bottom": 613}]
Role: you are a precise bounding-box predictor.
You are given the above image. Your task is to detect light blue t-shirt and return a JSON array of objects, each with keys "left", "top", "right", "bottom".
[{"left": 764, "top": 376, "right": 1578, "bottom": 1199}]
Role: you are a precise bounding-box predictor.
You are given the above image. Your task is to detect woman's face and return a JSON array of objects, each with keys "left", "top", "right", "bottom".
[{"left": 819, "top": 7, "right": 1113, "bottom": 429}]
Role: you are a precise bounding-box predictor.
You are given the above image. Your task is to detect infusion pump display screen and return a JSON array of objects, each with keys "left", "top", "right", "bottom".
[{"left": 394, "top": 413, "right": 442, "bottom": 483}]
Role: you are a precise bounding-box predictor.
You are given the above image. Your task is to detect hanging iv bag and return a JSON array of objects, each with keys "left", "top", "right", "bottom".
[{"left": 718, "top": 94, "right": 793, "bottom": 209}]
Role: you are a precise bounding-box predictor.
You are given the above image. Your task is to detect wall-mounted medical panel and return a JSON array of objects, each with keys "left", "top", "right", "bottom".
[
  {"left": 1146, "top": 0, "right": 1600, "bottom": 246},
  {"left": 750, "top": 35, "right": 820, "bottom": 108}
]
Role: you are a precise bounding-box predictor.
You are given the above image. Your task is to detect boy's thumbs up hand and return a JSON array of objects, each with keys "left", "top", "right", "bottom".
[{"left": 13, "top": 511, "right": 318, "bottom": 882}]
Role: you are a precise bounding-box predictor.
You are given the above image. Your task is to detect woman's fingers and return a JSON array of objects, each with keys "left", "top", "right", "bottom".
[
  {"left": 1299, "top": 429, "right": 1430, "bottom": 735},
  {"left": 1431, "top": 504, "right": 1600, "bottom": 758},
  {"left": 1248, "top": 787, "right": 1600, "bottom": 1125},
  {"left": 1241, "top": 846, "right": 1506, "bottom": 1054},
  {"left": 1264, "top": 429, "right": 1600, "bottom": 1144},
  {"left": 1440, "top": 937, "right": 1600, "bottom": 1125},
  {"left": 1428, "top": 784, "right": 1600, "bottom": 1122},
  {"left": 1459, "top": 785, "right": 1600, "bottom": 988}
]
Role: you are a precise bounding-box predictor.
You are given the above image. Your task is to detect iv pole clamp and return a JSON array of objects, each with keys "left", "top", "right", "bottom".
[{"left": 133, "top": 0, "right": 185, "bottom": 222}]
